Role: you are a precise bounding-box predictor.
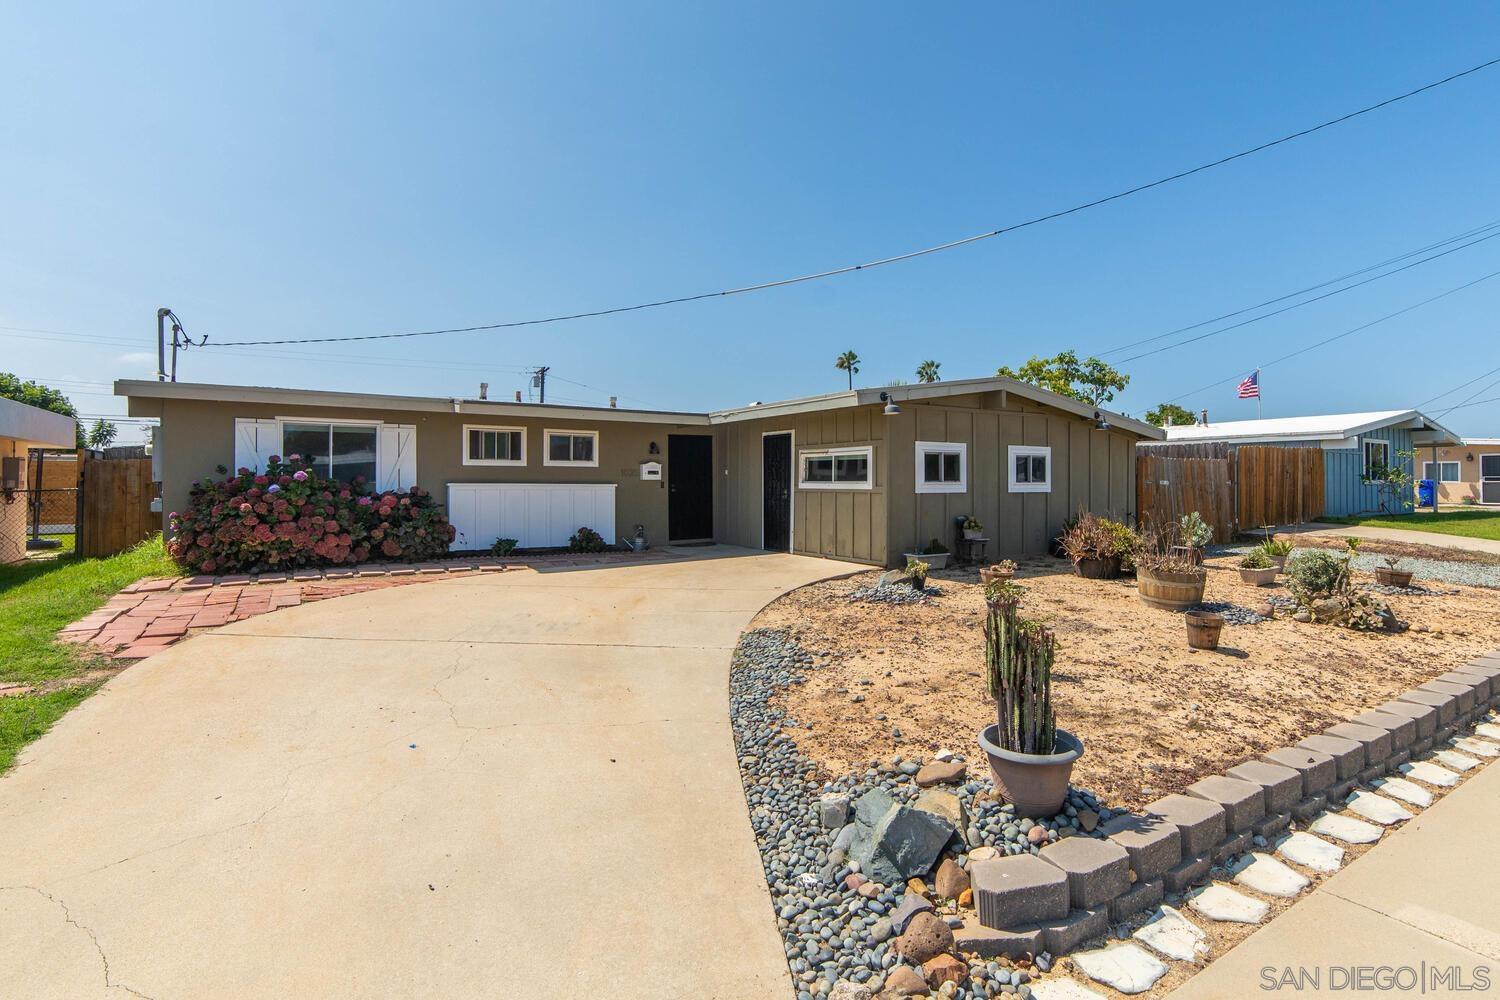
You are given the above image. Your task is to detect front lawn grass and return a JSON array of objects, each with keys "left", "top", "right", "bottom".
[
  {"left": 1317, "top": 509, "right": 1500, "bottom": 542},
  {"left": 0, "top": 534, "right": 177, "bottom": 772}
]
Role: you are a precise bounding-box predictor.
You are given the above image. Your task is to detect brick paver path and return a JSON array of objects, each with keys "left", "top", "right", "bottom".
[{"left": 57, "top": 549, "right": 683, "bottom": 661}]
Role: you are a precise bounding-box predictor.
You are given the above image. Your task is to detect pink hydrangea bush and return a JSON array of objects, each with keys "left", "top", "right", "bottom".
[{"left": 168, "top": 455, "right": 455, "bottom": 573}]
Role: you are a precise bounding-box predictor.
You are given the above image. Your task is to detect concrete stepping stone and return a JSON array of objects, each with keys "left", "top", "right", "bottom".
[
  {"left": 1132, "top": 905, "right": 1209, "bottom": 961},
  {"left": 1188, "top": 884, "right": 1269, "bottom": 924},
  {"left": 1030, "top": 978, "right": 1109, "bottom": 1000},
  {"left": 1370, "top": 774, "right": 1431, "bottom": 806},
  {"left": 1070, "top": 943, "right": 1169, "bottom": 995},
  {"left": 1399, "top": 760, "right": 1461, "bottom": 787},
  {"left": 1308, "top": 812, "right": 1382, "bottom": 845},
  {"left": 1474, "top": 722, "right": 1500, "bottom": 741},
  {"left": 1275, "top": 831, "right": 1344, "bottom": 873},
  {"left": 1434, "top": 749, "right": 1482, "bottom": 771},
  {"left": 1229, "top": 853, "right": 1310, "bottom": 897},
  {"left": 1344, "top": 791, "right": 1414, "bottom": 826}
]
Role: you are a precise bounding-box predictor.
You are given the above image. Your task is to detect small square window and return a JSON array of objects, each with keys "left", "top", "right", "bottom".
[
  {"left": 1007, "top": 445, "right": 1051, "bottom": 493},
  {"left": 465, "top": 426, "right": 525, "bottom": 466},
  {"left": 915, "top": 441, "right": 967, "bottom": 494},
  {"left": 543, "top": 430, "right": 599, "bottom": 467}
]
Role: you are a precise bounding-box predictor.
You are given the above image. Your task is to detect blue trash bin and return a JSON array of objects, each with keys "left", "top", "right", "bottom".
[{"left": 1418, "top": 479, "right": 1436, "bottom": 507}]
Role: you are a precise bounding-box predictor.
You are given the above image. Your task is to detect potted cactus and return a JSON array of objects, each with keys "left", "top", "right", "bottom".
[
  {"left": 1238, "top": 549, "right": 1278, "bottom": 586},
  {"left": 975, "top": 592, "right": 1083, "bottom": 816},
  {"left": 980, "top": 559, "right": 1017, "bottom": 585}
]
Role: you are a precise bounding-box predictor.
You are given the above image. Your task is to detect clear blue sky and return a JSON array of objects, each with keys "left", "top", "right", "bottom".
[{"left": 4, "top": 3, "right": 1500, "bottom": 441}]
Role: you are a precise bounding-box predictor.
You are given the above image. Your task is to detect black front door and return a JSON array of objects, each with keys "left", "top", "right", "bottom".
[
  {"left": 668, "top": 434, "right": 714, "bottom": 540},
  {"left": 763, "top": 432, "right": 791, "bottom": 551}
]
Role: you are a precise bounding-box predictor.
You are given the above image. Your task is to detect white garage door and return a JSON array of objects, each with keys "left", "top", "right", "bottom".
[{"left": 447, "top": 483, "right": 617, "bottom": 550}]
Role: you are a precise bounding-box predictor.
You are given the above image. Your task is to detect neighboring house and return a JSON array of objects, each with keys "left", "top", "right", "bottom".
[
  {"left": 116, "top": 376, "right": 1162, "bottom": 567},
  {"left": 1160, "top": 410, "right": 1459, "bottom": 517},
  {"left": 0, "top": 396, "right": 78, "bottom": 563},
  {"left": 1418, "top": 438, "right": 1500, "bottom": 506}
]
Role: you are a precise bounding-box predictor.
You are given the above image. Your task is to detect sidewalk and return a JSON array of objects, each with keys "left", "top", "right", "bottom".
[
  {"left": 1170, "top": 746, "right": 1500, "bottom": 999},
  {"left": 1284, "top": 521, "right": 1500, "bottom": 557}
]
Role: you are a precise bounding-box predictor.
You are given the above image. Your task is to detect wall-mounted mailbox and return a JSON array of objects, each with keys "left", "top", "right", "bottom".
[
  {"left": 1, "top": 457, "right": 21, "bottom": 491},
  {"left": 640, "top": 461, "right": 662, "bottom": 481}
]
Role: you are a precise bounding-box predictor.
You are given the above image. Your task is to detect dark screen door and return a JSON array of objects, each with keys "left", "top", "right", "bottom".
[
  {"left": 763, "top": 432, "right": 792, "bottom": 551},
  {"left": 668, "top": 435, "right": 714, "bottom": 540}
]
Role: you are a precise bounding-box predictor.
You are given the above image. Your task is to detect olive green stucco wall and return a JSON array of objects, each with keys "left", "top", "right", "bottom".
[{"left": 135, "top": 397, "right": 710, "bottom": 548}]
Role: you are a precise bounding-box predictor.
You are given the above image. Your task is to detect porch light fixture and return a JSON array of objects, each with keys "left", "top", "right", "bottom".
[
  {"left": 879, "top": 391, "right": 901, "bottom": 416},
  {"left": 1093, "top": 411, "right": 1110, "bottom": 430}
]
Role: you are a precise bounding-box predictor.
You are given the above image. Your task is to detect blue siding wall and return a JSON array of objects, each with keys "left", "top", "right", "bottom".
[{"left": 1262, "top": 425, "right": 1415, "bottom": 517}]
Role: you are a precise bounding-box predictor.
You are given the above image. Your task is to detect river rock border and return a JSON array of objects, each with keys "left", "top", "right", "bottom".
[{"left": 730, "top": 627, "right": 1500, "bottom": 999}]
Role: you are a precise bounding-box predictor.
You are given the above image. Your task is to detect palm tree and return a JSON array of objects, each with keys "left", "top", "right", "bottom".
[
  {"left": 835, "top": 350, "right": 861, "bottom": 390},
  {"left": 916, "top": 360, "right": 941, "bottom": 383}
]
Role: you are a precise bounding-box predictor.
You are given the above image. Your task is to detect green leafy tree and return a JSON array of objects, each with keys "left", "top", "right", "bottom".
[
  {"left": 835, "top": 350, "right": 861, "bottom": 390},
  {"left": 1145, "top": 402, "right": 1196, "bottom": 427},
  {"left": 996, "top": 350, "right": 1129, "bottom": 406},
  {"left": 1362, "top": 448, "right": 1415, "bottom": 514},
  {"left": 915, "top": 359, "right": 941, "bottom": 383},
  {"left": 86, "top": 418, "right": 119, "bottom": 449},
  {"left": 0, "top": 372, "right": 83, "bottom": 447}
]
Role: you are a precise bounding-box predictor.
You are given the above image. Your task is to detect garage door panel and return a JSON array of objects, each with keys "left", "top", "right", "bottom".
[{"left": 448, "top": 484, "right": 617, "bottom": 550}]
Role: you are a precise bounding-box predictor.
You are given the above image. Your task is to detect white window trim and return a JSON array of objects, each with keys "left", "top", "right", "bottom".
[
  {"left": 915, "top": 440, "right": 968, "bottom": 494},
  {"left": 274, "top": 415, "right": 382, "bottom": 476},
  {"left": 1007, "top": 444, "right": 1052, "bottom": 494},
  {"left": 1422, "top": 461, "right": 1460, "bottom": 483},
  {"left": 1362, "top": 438, "right": 1391, "bottom": 477},
  {"left": 798, "top": 445, "right": 873, "bottom": 491},
  {"left": 462, "top": 424, "right": 527, "bottom": 467},
  {"left": 542, "top": 428, "right": 600, "bottom": 468}
]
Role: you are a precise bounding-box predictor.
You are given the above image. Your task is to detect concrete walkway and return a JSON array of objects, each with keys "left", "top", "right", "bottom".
[
  {"left": 1285, "top": 521, "right": 1500, "bottom": 556},
  {"left": 1171, "top": 740, "right": 1500, "bottom": 999},
  {"left": 0, "top": 546, "right": 862, "bottom": 999}
]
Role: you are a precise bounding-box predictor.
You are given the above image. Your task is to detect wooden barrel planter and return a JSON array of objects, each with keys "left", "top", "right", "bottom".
[
  {"left": 1375, "top": 566, "right": 1414, "bottom": 588},
  {"left": 1185, "top": 611, "right": 1225, "bottom": 650},
  {"left": 1136, "top": 567, "right": 1207, "bottom": 610},
  {"left": 1074, "top": 556, "right": 1122, "bottom": 580}
]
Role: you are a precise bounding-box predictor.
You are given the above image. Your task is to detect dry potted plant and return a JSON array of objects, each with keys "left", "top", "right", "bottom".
[
  {"left": 903, "top": 538, "right": 950, "bottom": 570},
  {"left": 976, "top": 590, "right": 1082, "bottom": 816},
  {"left": 905, "top": 556, "right": 930, "bottom": 590},
  {"left": 1135, "top": 523, "right": 1208, "bottom": 609},
  {"left": 1375, "top": 554, "right": 1414, "bottom": 588},
  {"left": 962, "top": 515, "right": 984, "bottom": 540},
  {"left": 1238, "top": 548, "right": 1279, "bottom": 586},
  {"left": 1171, "top": 511, "right": 1213, "bottom": 565},
  {"left": 980, "top": 558, "right": 1017, "bottom": 585},
  {"left": 1058, "top": 510, "right": 1136, "bottom": 580}
]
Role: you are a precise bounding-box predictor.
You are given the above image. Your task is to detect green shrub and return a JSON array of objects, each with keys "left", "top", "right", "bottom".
[
  {"left": 1179, "top": 511, "right": 1213, "bottom": 548},
  {"left": 490, "top": 538, "right": 518, "bottom": 556},
  {"left": 1286, "top": 550, "right": 1349, "bottom": 603},
  {"left": 905, "top": 557, "right": 930, "bottom": 589},
  {"left": 1240, "top": 549, "right": 1272, "bottom": 570},
  {"left": 568, "top": 527, "right": 608, "bottom": 553}
]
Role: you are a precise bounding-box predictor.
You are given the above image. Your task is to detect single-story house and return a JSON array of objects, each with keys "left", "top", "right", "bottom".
[
  {"left": 0, "top": 396, "right": 78, "bottom": 564},
  {"left": 1161, "top": 410, "right": 1460, "bottom": 517},
  {"left": 1417, "top": 438, "right": 1500, "bottom": 506},
  {"left": 117, "top": 376, "right": 1162, "bottom": 567}
]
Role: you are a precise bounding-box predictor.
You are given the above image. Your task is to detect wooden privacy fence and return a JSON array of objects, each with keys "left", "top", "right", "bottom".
[
  {"left": 1136, "top": 443, "right": 1324, "bottom": 540},
  {"left": 78, "top": 453, "right": 159, "bottom": 557}
]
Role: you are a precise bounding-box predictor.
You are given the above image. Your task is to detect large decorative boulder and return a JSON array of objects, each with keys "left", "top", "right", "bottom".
[{"left": 849, "top": 790, "right": 956, "bottom": 886}]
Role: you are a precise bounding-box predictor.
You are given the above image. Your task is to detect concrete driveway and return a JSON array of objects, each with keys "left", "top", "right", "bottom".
[{"left": 0, "top": 546, "right": 861, "bottom": 999}]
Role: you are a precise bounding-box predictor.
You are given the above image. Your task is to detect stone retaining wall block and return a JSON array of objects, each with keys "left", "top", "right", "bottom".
[
  {"left": 1324, "top": 722, "right": 1392, "bottom": 767},
  {"left": 1108, "top": 878, "right": 1164, "bottom": 922},
  {"left": 970, "top": 854, "right": 1071, "bottom": 930},
  {"left": 1351, "top": 710, "right": 1417, "bottom": 748},
  {"left": 1039, "top": 837, "right": 1132, "bottom": 909},
  {"left": 1100, "top": 813, "right": 1182, "bottom": 882},
  {"left": 1376, "top": 700, "right": 1437, "bottom": 738},
  {"left": 1225, "top": 760, "right": 1303, "bottom": 815},
  {"left": 1144, "top": 794, "right": 1226, "bottom": 857},
  {"left": 1261, "top": 746, "right": 1337, "bottom": 796},
  {"left": 1163, "top": 854, "right": 1212, "bottom": 894}
]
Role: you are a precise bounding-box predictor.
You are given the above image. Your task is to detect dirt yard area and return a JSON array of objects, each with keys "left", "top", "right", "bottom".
[{"left": 755, "top": 552, "right": 1500, "bottom": 811}]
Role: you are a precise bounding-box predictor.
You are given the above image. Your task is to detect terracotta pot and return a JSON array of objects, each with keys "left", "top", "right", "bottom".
[
  {"left": 1238, "top": 566, "right": 1279, "bottom": 587},
  {"left": 978, "top": 724, "right": 1084, "bottom": 818},
  {"left": 1136, "top": 567, "right": 1207, "bottom": 610},
  {"left": 1074, "top": 555, "right": 1122, "bottom": 580},
  {"left": 1185, "top": 610, "right": 1225, "bottom": 650},
  {"left": 1375, "top": 566, "right": 1414, "bottom": 588},
  {"left": 979, "top": 566, "right": 1014, "bottom": 585}
]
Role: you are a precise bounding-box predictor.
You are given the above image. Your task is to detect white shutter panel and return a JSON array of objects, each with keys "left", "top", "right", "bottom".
[
  {"left": 377, "top": 424, "right": 417, "bottom": 492},
  {"left": 233, "top": 419, "right": 281, "bottom": 473}
]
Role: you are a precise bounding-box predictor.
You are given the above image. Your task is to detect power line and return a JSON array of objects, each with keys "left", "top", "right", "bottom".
[
  {"left": 1167, "top": 267, "right": 1500, "bottom": 403},
  {"left": 1438, "top": 392, "right": 1500, "bottom": 413},
  {"left": 1434, "top": 371, "right": 1500, "bottom": 417},
  {"left": 1115, "top": 229, "right": 1500, "bottom": 364},
  {"left": 1416, "top": 363, "right": 1500, "bottom": 407},
  {"left": 196, "top": 56, "right": 1500, "bottom": 349},
  {"left": 1100, "top": 218, "right": 1500, "bottom": 357}
]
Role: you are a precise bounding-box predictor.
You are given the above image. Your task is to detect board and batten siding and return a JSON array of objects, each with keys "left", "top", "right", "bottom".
[
  {"left": 715, "top": 408, "right": 888, "bottom": 565},
  {"left": 885, "top": 393, "right": 1137, "bottom": 563}
]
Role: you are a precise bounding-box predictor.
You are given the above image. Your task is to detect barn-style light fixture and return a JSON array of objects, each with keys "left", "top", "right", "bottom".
[
  {"left": 1093, "top": 410, "right": 1110, "bottom": 430},
  {"left": 879, "top": 391, "right": 901, "bottom": 416}
]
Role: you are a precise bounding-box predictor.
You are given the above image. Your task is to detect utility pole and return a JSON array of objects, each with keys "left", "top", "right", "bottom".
[
  {"left": 155, "top": 307, "right": 203, "bottom": 382},
  {"left": 530, "top": 366, "right": 550, "bottom": 404}
]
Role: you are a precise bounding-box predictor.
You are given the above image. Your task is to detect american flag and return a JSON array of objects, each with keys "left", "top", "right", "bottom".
[{"left": 1237, "top": 370, "right": 1261, "bottom": 399}]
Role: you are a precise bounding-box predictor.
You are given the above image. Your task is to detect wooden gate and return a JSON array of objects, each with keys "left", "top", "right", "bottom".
[
  {"left": 78, "top": 453, "right": 159, "bottom": 557},
  {"left": 1136, "top": 443, "right": 1324, "bottom": 540}
]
